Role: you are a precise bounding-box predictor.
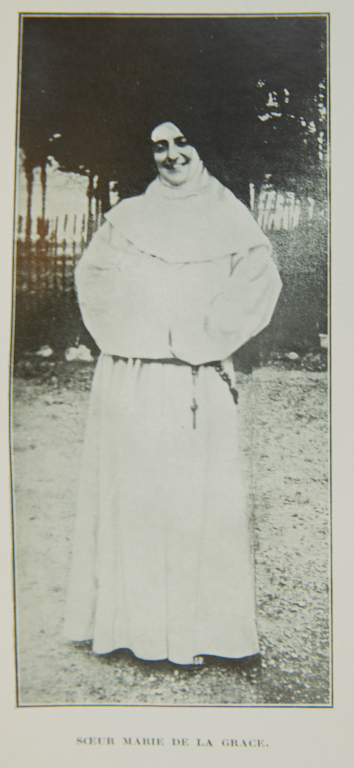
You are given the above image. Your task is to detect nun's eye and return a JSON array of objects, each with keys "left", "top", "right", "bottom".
[
  {"left": 175, "top": 136, "right": 188, "bottom": 147},
  {"left": 153, "top": 141, "right": 167, "bottom": 153}
]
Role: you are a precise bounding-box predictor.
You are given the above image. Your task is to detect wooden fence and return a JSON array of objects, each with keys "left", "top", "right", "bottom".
[{"left": 16, "top": 239, "right": 83, "bottom": 297}]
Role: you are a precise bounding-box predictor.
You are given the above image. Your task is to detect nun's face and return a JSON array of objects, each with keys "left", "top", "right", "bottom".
[{"left": 151, "top": 122, "right": 199, "bottom": 186}]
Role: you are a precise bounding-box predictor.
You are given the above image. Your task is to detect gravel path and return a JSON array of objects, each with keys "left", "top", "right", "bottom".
[{"left": 12, "top": 363, "right": 330, "bottom": 706}]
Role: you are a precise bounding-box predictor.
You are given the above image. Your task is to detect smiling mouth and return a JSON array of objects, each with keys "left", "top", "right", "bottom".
[{"left": 163, "top": 159, "right": 189, "bottom": 170}]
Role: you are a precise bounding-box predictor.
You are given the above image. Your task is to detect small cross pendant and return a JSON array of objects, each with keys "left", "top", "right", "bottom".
[{"left": 191, "top": 397, "right": 198, "bottom": 429}]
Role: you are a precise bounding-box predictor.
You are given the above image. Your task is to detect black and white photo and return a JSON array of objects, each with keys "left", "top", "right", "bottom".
[{"left": 11, "top": 12, "right": 330, "bottom": 708}]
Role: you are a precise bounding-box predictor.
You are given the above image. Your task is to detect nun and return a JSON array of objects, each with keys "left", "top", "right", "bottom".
[{"left": 63, "top": 121, "right": 282, "bottom": 665}]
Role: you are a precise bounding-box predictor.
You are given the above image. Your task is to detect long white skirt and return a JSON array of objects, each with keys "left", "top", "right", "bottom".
[{"left": 63, "top": 354, "right": 259, "bottom": 664}]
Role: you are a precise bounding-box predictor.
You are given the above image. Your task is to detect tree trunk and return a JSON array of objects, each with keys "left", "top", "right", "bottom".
[
  {"left": 97, "top": 175, "right": 110, "bottom": 215},
  {"left": 24, "top": 163, "right": 34, "bottom": 243}
]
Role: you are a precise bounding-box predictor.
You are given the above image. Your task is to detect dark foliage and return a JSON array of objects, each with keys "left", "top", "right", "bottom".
[{"left": 20, "top": 15, "right": 327, "bottom": 200}]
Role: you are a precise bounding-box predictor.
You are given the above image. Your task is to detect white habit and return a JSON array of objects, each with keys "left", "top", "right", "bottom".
[{"left": 63, "top": 165, "right": 281, "bottom": 664}]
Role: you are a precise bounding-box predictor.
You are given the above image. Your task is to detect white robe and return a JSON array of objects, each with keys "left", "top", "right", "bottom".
[{"left": 63, "top": 169, "right": 282, "bottom": 664}]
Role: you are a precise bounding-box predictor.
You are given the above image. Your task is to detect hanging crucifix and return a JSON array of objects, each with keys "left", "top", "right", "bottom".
[
  {"left": 191, "top": 366, "right": 199, "bottom": 428},
  {"left": 191, "top": 397, "right": 198, "bottom": 429}
]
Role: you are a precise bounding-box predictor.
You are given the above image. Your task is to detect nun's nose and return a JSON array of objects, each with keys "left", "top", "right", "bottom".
[{"left": 167, "top": 140, "right": 179, "bottom": 160}]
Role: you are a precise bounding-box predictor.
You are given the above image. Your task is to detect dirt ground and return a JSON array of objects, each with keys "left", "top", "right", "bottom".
[{"left": 12, "top": 360, "right": 330, "bottom": 706}]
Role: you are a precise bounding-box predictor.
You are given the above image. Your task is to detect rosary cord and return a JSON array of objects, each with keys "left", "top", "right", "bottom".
[{"left": 214, "top": 362, "right": 239, "bottom": 404}]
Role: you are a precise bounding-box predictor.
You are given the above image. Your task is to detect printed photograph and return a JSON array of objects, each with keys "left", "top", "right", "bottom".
[{"left": 12, "top": 13, "right": 330, "bottom": 706}]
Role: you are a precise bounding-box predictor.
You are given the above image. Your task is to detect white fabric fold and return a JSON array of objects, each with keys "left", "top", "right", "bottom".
[{"left": 104, "top": 169, "right": 271, "bottom": 264}]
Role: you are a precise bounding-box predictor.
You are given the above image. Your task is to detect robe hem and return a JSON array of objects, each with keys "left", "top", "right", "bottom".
[{"left": 64, "top": 636, "right": 259, "bottom": 665}]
